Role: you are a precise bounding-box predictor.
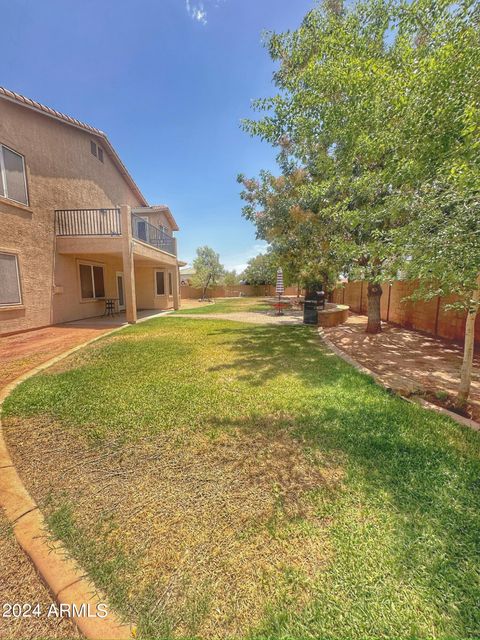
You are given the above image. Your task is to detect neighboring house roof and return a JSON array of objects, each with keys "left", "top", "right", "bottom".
[
  {"left": 180, "top": 267, "right": 196, "bottom": 276},
  {"left": 133, "top": 205, "right": 179, "bottom": 232},
  {"left": 0, "top": 86, "right": 148, "bottom": 207}
]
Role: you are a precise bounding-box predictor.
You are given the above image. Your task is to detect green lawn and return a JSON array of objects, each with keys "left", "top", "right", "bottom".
[
  {"left": 175, "top": 296, "right": 270, "bottom": 314},
  {"left": 3, "top": 317, "right": 480, "bottom": 639}
]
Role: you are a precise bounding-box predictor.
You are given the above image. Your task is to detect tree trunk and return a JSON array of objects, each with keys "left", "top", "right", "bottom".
[
  {"left": 202, "top": 275, "right": 211, "bottom": 300},
  {"left": 366, "top": 282, "right": 383, "bottom": 334},
  {"left": 457, "top": 277, "right": 480, "bottom": 406}
]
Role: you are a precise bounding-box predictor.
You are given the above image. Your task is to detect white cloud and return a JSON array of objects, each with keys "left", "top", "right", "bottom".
[
  {"left": 185, "top": 0, "right": 208, "bottom": 24},
  {"left": 222, "top": 242, "right": 270, "bottom": 273}
]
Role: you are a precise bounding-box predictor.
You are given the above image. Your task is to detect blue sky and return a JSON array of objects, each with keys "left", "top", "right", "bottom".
[{"left": 1, "top": 0, "right": 314, "bottom": 271}]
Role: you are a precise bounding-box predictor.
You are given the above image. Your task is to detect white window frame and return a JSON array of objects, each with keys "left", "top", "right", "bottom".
[
  {"left": 154, "top": 269, "right": 167, "bottom": 296},
  {"left": 78, "top": 260, "right": 106, "bottom": 302},
  {"left": 0, "top": 144, "right": 29, "bottom": 206},
  {"left": 0, "top": 250, "right": 22, "bottom": 307}
]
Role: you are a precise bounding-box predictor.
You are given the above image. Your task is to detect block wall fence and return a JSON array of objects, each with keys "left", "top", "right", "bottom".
[
  {"left": 180, "top": 284, "right": 301, "bottom": 299},
  {"left": 331, "top": 280, "right": 479, "bottom": 345},
  {"left": 181, "top": 280, "right": 479, "bottom": 345}
]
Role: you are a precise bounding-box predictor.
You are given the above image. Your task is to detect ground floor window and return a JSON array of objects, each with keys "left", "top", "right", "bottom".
[
  {"left": 79, "top": 262, "right": 105, "bottom": 300},
  {"left": 168, "top": 271, "right": 173, "bottom": 295},
  {"left": 155, "top": 270, "right": 165, "bottom": 295},
  {"left": 0, "top": 251, "right": 22, "bottom": 306}
]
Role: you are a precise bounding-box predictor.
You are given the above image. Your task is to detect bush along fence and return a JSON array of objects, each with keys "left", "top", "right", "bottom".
[{"left": 331, "top": 280, "right": 480, "bottom": 346}]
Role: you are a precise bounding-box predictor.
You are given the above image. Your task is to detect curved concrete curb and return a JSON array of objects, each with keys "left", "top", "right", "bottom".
[
  {"left": 0, "top": 324, "right": 135, "bottom": 639},
  {"left": 318, "top": 329, "right": 480, "bottom": 432}
]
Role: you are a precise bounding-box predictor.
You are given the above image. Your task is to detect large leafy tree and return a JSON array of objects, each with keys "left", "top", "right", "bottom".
[
  {"left": 389, "top": 1, "right": 480, "bottom": 405},
  {"left": 241, "top": 0, "right": 405, "bottom": 333},
  {"left": 240, "top": 0, "right": 479, "bottom": 340},
  {"left": 397, "top": 190, "right": 480, "bottom": 406},
  {"left": 223, "top": 270, "right": 240, "bottom": 287},
  {"left": 192, "top": 246, "right": 225, "bottom": 299},
  {"left": 239, "top": 169, "right": 341, "bottom": 293},
  {"left": 241, "top": 252, "right": 278, "bottom": 285}
]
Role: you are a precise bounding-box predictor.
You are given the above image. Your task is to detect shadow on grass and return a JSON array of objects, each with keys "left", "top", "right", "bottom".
[
  {"left": 200, "top": 324, "right": 480, "bottom": 636},
  {"left": 209, "top": 399, "right": 480, "bottom": 636},
  {"left": 204, "top": 322, "right": 356, "bottom": 388}
]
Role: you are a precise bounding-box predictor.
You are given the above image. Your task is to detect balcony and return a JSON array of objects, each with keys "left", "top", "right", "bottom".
[
  {"left": 55, "top": 208, "right": 121, "bottom": 236},
  {"left": 131, "top": 213, "right": 176, "bottom": 256},
  {"left": 54, "top": 208, "right": 176, "bottom": 257}
]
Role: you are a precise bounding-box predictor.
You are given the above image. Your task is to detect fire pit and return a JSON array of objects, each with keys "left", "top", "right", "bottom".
[{"left": 317, "top": 303, "right": 349, "bottom": 327}]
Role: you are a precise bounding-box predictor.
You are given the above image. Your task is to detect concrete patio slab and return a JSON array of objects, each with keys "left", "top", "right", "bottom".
[{"left": 0, "top": 310, "right": 169, "bottom": 390}]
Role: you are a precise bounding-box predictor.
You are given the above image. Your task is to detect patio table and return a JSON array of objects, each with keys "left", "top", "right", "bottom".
[{"left": 268, "top": 300, "right": 292, "bottom": 316}]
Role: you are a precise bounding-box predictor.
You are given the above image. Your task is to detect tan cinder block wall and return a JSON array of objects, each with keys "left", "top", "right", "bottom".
[
  {"left": 334, "top": 280, "right": 480, "bottom": 345},
  {"left": 0, "top": 99, "right": 144, "bottom": 334},
  {"left": 180, "top": 284, "right": 301, "bottom": 299}
]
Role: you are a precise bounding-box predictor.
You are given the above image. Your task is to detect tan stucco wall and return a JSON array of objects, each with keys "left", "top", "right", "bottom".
[
  {"left": 53, "top": 255, "right": 176, "bottom": 323},
  {"left": 135, "top": 265, "right": 175, "bottom": 311},
  {"left": 52, "top": 254, "right": 123, "bottom": 324},
  {"left": 0, "top": 99, "right": 144, "bottom": 334},
  {"left": 136, "top": 210, "right": 174, "bottom": 234}
]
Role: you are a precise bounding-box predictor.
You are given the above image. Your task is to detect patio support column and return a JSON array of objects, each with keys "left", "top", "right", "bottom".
[
  {"left": 172, "top": 265, "right": 180, "bottom": 310},
  {"left": 121, "top": 204, "right": 137, "bottom": 324}
]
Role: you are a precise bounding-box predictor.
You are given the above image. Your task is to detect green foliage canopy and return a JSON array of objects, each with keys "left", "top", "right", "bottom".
[
  {"left": 192, "top": 246, "right": 225, "bottom": 294},
  {"left": 239, "top": 0, "right": 479, "bottom": 304}
]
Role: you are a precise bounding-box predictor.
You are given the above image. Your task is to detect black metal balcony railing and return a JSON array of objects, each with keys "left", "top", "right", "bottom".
[
  {"left": 131, "top": 213, "right": 176, "bottom": 255},
  {"left": 55, "top": 208, "right": 121, "bottom": 236}
]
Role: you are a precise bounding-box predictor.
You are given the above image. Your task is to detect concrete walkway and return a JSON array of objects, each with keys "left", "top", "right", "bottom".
[
  {"left": 171, "top": 310, "right": 304, "bottom": 325},
  {"left": 323, "top": 314, "right": 480, "bottom": 422}
]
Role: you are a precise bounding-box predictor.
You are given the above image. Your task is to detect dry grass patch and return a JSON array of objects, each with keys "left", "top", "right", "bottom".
[
  {"left": 6, "top": 415, "right": 341, "bottom": 638},
  {"left": 0, "top": 513, "right": 79, "bottom": 639}
]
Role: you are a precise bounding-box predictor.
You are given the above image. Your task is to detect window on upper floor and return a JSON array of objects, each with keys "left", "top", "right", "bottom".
[
  {"left": 0, "top": 252, "right": 22, "bottom": 306},
  {"left": 0, "top": 145, "right": 29, "bottom": 206},
  {"left": 91, "top": 140, "right": 105, "bottom": 164}
]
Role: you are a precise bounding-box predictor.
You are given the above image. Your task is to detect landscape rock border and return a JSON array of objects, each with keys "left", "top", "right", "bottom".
[{"left": 318, "top": 329, "right": 480, "bottom": 432}]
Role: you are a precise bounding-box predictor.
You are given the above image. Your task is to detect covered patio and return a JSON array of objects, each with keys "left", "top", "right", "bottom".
[
  {"left": 64, "top": 308, "right": 172, "bottom": 329},
  {"left": 53, "top": 205, "right": 182, "bottom": 325}
]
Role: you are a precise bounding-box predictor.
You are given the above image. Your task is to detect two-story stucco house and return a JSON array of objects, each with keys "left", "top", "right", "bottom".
[{"left": 0, "top": 87, "right": 183, "bottom": 336}]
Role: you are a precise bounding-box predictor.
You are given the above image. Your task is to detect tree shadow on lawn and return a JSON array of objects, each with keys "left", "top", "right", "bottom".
[
  {"left": 204, "top": 322, "right": 355, "bottom": 388},
  {"left": 209, "top": 401, "right": 480, "bottom": 636},
  {"left": 202, "top": 324, "right": 480, "bottom": 635}
]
